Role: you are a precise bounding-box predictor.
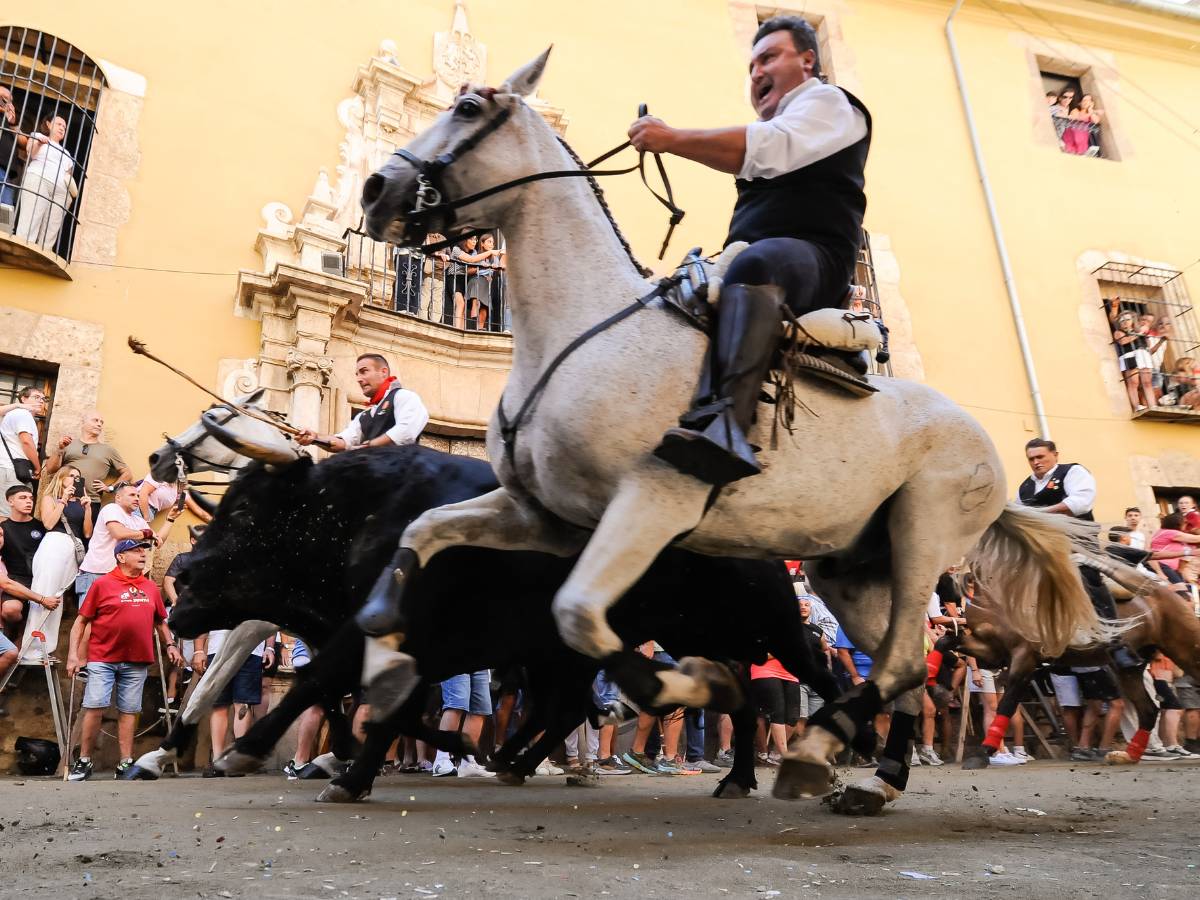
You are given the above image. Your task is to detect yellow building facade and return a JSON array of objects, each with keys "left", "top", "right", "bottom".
[{"left": 2, "top": 0, "right": 1199, "bottom": 523}]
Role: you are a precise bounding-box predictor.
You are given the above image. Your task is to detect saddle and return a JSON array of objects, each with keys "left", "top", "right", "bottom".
[{"left": 664, "top": 246, "right": 886, "bottom": 398}]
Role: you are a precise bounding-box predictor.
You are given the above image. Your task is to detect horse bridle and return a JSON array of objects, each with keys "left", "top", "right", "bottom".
[
  {"left": 390, "top": 93, "right": 684, "bottom": 259},
  {"left": 162, "top": 404, "right": 245, "bottom": 475}
]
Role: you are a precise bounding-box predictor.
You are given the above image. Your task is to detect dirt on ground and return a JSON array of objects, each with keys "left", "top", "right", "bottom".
[{"left": 2, "top": 758, "right": 1199, "bottom": 899}]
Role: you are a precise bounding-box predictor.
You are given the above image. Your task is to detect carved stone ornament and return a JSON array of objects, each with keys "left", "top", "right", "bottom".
[
  {"left": 285, "top": 349, "right": 334, "bottom": 388},
  {"left": 434, "top": 1, "right": 487, "bottom": 94},
  {"left": 222, "top": 358, "right": 261, "bottom": 399}
]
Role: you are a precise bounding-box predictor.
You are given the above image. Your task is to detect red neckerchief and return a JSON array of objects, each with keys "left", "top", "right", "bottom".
[
  {"left": 370, "top": 376, "right": 397, "bottom": 406},
  {"left": 108, "top": 568, "right": 146, "bottom": 590}
]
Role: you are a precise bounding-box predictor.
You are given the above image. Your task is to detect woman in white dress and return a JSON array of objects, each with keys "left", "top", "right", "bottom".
[{"left": 15, "top": 114, "right": 75, "bottom": 250}]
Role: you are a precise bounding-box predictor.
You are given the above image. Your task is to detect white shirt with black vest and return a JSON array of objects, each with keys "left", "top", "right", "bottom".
[
  {"left": 1017, "top": 464, "right": 1097, "bottom": 518},
  {"left": 336, "top": 384, "right": 429, "bottom": 448},
  {"left": 739, "top": 78, "right": 869, "bottom": 180}
]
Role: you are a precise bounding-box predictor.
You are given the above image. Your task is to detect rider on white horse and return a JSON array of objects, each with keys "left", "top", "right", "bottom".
[{"left": 628, "top": 16, "right": 871, "bottom": 486}]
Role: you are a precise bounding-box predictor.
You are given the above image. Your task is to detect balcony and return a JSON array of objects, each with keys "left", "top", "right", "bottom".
[{"left": 343, "top": 228, "right": 511, "bottom": 335}]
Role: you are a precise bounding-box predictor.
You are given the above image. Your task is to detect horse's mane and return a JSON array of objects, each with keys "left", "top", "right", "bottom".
[{"left": 553, "top": 135, "right": 654, "bottom": 278}]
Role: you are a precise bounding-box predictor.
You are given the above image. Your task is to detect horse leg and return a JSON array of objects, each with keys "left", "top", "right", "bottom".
[
  {"left": 358, "top": 487, "right": 588, "bottom": 635},
  {"left": 962, "top": 648, "right": 1038, "bottom": 770},
  {"left": 124, "top": 620, "right": 279, "bottom": 780},
  {"left": 830, "top": 687, "right": 922, "bottom": 816},
  {"left": 603, "top": 649, "right": 743, "bottom": 715},
  {"left": 552, "top": 479, "right": 708, "bottom": 659},
  {"left": 714, "top": 668, "right": 759, "bottom": 799},
  {"left": 1106, "top": 666, "right": 1157, "bottom": 765}
]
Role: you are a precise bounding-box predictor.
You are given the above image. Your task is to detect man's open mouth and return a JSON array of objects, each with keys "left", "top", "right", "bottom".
[{"left": 755, "top": 79, "right": 773, "bottom": 104}]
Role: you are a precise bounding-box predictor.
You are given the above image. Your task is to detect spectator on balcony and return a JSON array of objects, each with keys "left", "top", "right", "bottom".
[
  {"left": 467, "top": 232, "right": 503, "bottom": 331},
  {"left": 1112, "top": 311, "right": 1164, "bottom": 412},
  {"left": 15, "top": 114, "right": 76, "bottom": 250},
  {"left": 444, "top": 235, "right": 499, "bottom": 330},
  {"left": 0, "top": 85, "right": 42, "bottom": 207},
  {"left": 1063, "top": 94, "right": 1102, "bottom": 156},
  {"left": 1163, "top": 357, "right": 1199, "bottom": 409},
  {"left": 1044, "top": 90, "right": 1060, "bottom": 112},
  {"left": 1139, "top": 313, "right": 1169, "bottom": 390}
]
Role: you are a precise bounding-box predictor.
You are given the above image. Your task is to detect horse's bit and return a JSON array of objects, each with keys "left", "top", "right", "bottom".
[{"left": 391, "top": 96, "right": 684, "bottom": 259}]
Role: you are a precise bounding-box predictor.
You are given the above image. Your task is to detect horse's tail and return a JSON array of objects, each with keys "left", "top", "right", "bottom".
[{"left": 966, "top": 503, "right": 1115, "bottom": 657}]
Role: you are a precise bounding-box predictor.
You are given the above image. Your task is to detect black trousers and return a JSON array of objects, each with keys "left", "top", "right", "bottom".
[
  {"left": 723, "top": 237, "right": 852, "bottom": 317},
  {"left": 1079, "top": 563, "right": 1119, "bottom": 621}
]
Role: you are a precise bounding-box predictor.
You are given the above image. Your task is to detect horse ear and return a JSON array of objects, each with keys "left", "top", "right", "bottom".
[{"left": 499, "top": 46, "right": 551, "bottom": 97}]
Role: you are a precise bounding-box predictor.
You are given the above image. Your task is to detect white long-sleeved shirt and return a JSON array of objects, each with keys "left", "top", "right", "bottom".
[
  {"left": 1019, "top": 463, "right": 1097, "bottom": 518},
  {"left": 739, "top": 78, "right": 869, "bottom": 181},
  {"left": 336, "top": 387, "right": 429, "bottom": 448}
]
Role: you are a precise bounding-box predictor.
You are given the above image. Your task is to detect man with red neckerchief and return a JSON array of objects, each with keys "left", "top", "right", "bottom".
[
  {"left": 66, "top": 538, "right": 183, "bottom": 780},
  {"left": 296, "top": 353, "right": 428, "bottom": 451}
]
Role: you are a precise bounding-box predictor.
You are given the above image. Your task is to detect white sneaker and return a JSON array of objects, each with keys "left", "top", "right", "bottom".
[
  {"left": 917, "top": 746, "right": 944, "bottom": 767},
  {"left": 989, "top": 751, "right": 1022, "bottom": 766},
  {"left": 1013, "top": 746, "right": 1031, "bottom": 762},
  {"left": 431, "top": 759, "right": 458, "bottom": 777},
  {"left": 534, "top": 760, "right": 564, "bottom": 777},
  {"left": 457, "top": 759, "right": 496, "bottom": 778},
  {"left": 910, "top": 748, "right": 922, "bottom": 767},
  {"left": 1165, "top": 745, "right": 1198, "bottom": 759}
]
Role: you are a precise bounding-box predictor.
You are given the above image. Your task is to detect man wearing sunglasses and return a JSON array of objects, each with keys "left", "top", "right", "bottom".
[{"left": 42, "top": 410, "right": 132, "bottom": 522}]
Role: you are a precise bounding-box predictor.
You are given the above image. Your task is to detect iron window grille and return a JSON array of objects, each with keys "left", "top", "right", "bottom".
[{"left": 0, "top": 27, "right": 105, "bottom": 267}]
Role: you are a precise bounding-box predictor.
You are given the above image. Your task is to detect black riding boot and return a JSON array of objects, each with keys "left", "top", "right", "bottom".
[
  {"left": 1081, "top": 564, "right": 1142, "bottom": 671},
  {"left": 653, "top": 283, "right": 783, "bottom": 486}
]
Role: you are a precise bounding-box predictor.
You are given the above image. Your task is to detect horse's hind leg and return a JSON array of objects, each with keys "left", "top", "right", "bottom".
[
  {"left": 830, "top": 687, "right": 922, "bottom": 816},
  {"left": 1107, "top": 666, "right": 1157, "bottom": 765},
  {"left": 552, "top": 478, "right": 709, "bottom": 659},
  {"left": 358, "top": 488, "right": 588, "bottom": 635}
]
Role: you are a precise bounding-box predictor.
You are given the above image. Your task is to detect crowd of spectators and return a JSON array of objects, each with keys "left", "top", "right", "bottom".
[
  {"left": 1046, "top": 87, "right": 1103, "bottom": 157},
  {"left": 393, "top": 232, "right": 510, "bottom": 332},
  {"left": 1107, "top": 298, "right": 1198, "bottom": 413}
]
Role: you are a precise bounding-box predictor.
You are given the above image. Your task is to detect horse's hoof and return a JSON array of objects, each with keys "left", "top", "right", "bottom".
[
  {"left": 825, "top": 776, "right": 899, "bottom": 816},
  {"left": 315, "top": 783, "right": 369, "bottom": 803},
  {"left": 712, "top": 779, "right": 751, "bottom": 799},
  {"left": 773, "top": 757, "right": 836, "bottom": 800},
  {"left": 120, "top": 764, "right": 157, "bottom": 781},
  {"left": 962, "top": 752, "right": 990, "bottom": 770},
  {"left": 215, "top": 748, "right": 265, "bottom": 775},
  {"left": 678, "top": 657, "right": 744, "bottom": 713},
  {"left": 496, "top": 771, "right": 526, "bottom": 786},
  {"left": 1105, "top": 751, "right": 1136, "bottom": 766},
  {"left": 566, "top": 771, "right": 601, "bottom": 788},
  {"left": 553, "top": 600, "right": 623, "bottom": 659}
]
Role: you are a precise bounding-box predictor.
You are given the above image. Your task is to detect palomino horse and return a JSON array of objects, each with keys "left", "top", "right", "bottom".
[
  {"left": 959, "top": 559, "right": 1200, "bottom": 766},
  {"left": 357, "top": 49, "right": 1118, "bottom": 799}
]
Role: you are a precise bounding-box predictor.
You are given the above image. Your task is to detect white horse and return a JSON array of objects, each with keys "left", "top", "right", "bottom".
[{"left": 358, "top": 50, "right": 1109, "bottom": 798}]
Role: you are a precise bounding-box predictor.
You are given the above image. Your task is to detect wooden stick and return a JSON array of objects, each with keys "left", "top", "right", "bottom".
[{"left": 128, "top": 337, "right": 335, "bottom": 451}]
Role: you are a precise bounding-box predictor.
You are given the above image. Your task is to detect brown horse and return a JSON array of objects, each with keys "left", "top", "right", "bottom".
[{"left": 957, "top": 560, "right": 1200, "bottom": 765}]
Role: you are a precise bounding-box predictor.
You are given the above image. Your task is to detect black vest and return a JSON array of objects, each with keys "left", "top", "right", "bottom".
[
  {"left": 1017, "top": 463, "right": 1095, "bottom": 521},
  {"left": 357, "top": 383, "right": 404, "bottom": 443},
  {"left": 725, "top": 86, "right": 872, "bottom": 280}
]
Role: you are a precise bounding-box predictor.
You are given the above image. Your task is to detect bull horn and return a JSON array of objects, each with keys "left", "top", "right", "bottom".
[
  {"left": 200, "top": 413, "right": 298, "bottom": 465},
  {"left": 189, "top": 491, "right": 219, "bottom": 517}
]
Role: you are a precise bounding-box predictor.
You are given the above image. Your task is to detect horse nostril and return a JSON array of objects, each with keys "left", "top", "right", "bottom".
[
  {"left": 148, "top": 453, "right": 159, "bottom": 466},
  {"left": 362, "top": 173, "right": 386, "bottom": 208}
]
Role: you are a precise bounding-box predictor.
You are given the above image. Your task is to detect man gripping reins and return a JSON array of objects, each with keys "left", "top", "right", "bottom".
[{"left": 629, "top": 16, "right": 871, "bottom": 486}]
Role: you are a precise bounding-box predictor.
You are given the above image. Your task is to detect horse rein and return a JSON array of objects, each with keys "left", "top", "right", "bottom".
[{"left": 392, "top": 96, "right": 684, "bottom": 260}]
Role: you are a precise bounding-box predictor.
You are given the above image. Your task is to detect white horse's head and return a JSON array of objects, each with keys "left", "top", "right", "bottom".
[{"left": 361, "top": 48, "right": 554, "bottom": 246}]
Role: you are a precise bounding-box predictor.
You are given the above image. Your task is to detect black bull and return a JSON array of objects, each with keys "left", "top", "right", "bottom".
[{"left": 165, "top": 444, "right": 846, "bottom": 798}]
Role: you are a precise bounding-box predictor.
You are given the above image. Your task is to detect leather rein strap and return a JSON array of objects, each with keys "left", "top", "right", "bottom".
[
  {"left": 397, "top": 101, "right": 684, "bottom": 259},
  {"left": 495, "top": 277, "right": 678, "bottom": 490}
]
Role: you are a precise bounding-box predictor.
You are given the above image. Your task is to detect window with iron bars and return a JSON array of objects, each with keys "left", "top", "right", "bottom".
[
  {"left": 0, "top": 27, "right": 105, "bottom": 267},
  {"left": 0, "top": 354, "right": 57, "bottom": 453},
  {"left": 1097, "top": 262, "right": 1200, "bottom": 422},
  {"left": 344, "top": 228, "right": 511, "bottom": 334}
]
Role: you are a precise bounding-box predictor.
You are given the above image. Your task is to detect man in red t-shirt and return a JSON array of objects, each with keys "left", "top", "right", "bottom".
[{"left": 65, "top": 538, "right": 183, "bottom": 780}]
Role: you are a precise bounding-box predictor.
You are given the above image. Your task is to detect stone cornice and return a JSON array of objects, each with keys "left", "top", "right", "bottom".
[
  {"left": 342, "top": 305, "right": 514, "bottom": 369},
  {"left": 235, "top": 263, "right": 365, "bottom": 322}
]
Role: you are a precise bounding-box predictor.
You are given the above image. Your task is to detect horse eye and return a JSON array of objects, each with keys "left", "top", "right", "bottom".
[{"left": 456, "top": 98, "right": 482, "bottom": 118}]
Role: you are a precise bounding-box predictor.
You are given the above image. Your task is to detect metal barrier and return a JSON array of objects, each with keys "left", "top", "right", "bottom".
[
  {"left": 345, "top": 228, "right": 511, "bottom": 333},
  {"left": 1051, "top": 115, "right": 1102, "bottom": 158},
  {"left": 0, "top": 27, "right": 105, "bottom": 262}
]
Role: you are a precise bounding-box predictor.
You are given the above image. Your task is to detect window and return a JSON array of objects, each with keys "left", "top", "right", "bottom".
[
  {"left": 0, "top": 27, "right": 106, "bottom": 271},
  {"left": 344, "top": 228, "right": 511, "bottom": 334},
  {"left": 1095, "top": 261, "right": 1200, "bottom": 422},
  {"left": 0, "top": 353, "right": 58, "bottom": 451},
  {"left": 1037, "top": 61, "right": 1112, "bottom": 160}
]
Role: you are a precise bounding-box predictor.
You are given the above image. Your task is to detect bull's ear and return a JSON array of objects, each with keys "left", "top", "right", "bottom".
[{"left": 499, "top": 46, "right": 551, "bottom": 97}]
